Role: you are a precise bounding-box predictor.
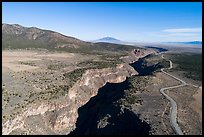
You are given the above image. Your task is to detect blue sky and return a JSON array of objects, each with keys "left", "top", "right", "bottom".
[{"left": 2, "top": 2, "right": 202, "bottom": 42}]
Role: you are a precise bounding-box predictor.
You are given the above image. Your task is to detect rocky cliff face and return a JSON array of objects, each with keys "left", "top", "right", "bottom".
[{"left": 2, "top": 48, "right": 156, "bottom": 135}]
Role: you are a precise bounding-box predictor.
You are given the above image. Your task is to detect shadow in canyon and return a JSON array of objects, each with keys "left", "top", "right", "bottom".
[
  {"left": 69, "top": 79, "right": 151, "bottom": 135},
  {"left": 130, "top": 56, "right": 161, "bottom": 76},
  {"left": 144, "top": 46, "right": 168, "bottom": 52}
]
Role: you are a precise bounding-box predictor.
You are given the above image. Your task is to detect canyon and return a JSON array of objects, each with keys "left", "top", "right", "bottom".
[
  {"left": 2, "top": 48, "right": 156, "bottom": 135},
  {"left": 2, "top": 24, "right": 201, "bottom": 135}
]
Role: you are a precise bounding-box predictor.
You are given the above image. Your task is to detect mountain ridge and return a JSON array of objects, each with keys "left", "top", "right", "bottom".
[
  {"left": 165, "top": 41, "right": 202, "bottom": 45},
  {"left": 94, "top": 37, "right": 122, "bottom": 44},
  {"left": 2, "top": 23, "right": 90, "bottom": 49},
  {"left": 2, "top": 23, "right": 138, "bottom": 54}
]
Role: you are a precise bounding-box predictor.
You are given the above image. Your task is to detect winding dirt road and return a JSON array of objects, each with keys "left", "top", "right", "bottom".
[{"left": 160, "top": 54, "right": 186, "bottom": 135}]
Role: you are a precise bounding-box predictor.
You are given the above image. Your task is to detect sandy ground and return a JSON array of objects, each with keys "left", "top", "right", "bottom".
[
  {"left": 166, "top": 85, "right": 202, "bottom": 135},
  {"left": 35, "top": 53, "right": 75, "bottom": 58},
  {"left": 2, "top": 50, "right": 78, "bottom": 72},
  {"left": 190, "top": 86, "right": 202, "bottom": 122},
  {"left": 2, "top": 50, "right": 40, "bottom": 72}
]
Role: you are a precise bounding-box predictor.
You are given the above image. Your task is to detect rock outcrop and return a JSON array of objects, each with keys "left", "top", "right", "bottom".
[{"left": 2, "top": 48, "right": 156, "bottom": 135}]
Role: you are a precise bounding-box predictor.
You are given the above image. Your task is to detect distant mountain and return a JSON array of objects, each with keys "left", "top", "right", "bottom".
[
  {"left": 166, "top": 41, "right": 202, "bottom": 45},
  {"left": 94, "top": 37, "right": 122, "bottom": 44},
  {"left": 182, "top": 41, "right": 202, "bottom": 45}
]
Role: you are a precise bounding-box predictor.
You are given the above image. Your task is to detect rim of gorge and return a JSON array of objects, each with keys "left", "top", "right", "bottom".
[{"left": 68, "top": 49, "right": 159, "bottom": 135}]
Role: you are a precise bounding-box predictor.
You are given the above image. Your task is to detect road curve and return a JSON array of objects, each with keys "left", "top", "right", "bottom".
[{"left": 160, "top": 54, "right": 186, "bottom": 135}]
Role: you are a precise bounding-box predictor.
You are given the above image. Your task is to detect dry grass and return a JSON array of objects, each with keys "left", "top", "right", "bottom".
[{"left": 190, "top": 86, "right": 202, "bottom": 122}]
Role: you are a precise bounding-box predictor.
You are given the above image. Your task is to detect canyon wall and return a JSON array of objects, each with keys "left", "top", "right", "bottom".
[{"left": 2, "top": 48, "right": 156, "bottom": 135}]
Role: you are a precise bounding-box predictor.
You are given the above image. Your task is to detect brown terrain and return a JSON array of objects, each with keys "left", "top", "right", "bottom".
[
  {"left": 161, "top": 53, "right": 202, "bottom": 135},
  {"left": 2, "top": 48, "right": 156, "bottom": 135},
  {"left": 2, "top": 24, "right": 202, "bottom": 135}
]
